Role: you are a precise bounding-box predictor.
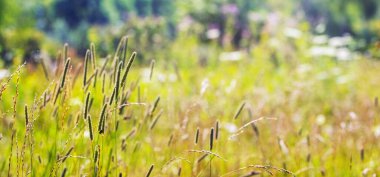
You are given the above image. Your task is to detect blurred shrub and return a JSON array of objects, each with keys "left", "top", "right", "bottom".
[
  {"left": 302, "top": 0, "right": 380, "bottom": 46},
  {"left": 54, "top": 0, "right": 108, "bottom": 28},
  {"left": 0, "top": 28, "right": 57, "bottom": 66},
  {"left": 1, "top": 0, "right": 379, "bottom": 65}
]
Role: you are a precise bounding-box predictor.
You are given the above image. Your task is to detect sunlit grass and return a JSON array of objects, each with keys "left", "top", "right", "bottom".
[{"left": 0, "top": 33, "right": 380, "bottom": 176}]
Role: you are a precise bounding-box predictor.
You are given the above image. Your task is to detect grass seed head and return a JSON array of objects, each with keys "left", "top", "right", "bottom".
[
  {"left": 149, "top": 110, "right": 163, "bottom": 130},
  {"left": 87, "top": 115, "right": 93, "bottom": 141},
  {"left": 61, "top": 168, "right": 67, "bottom": 177},
  {"left": 109, "top": 86, "right": 116, "bottom": 105},
  {"left": 62, "top": 146, "right": 74, "bottom": 162},
  {"left": 24, "top": 104, "right": 28, "bottom": 126},
  {"left": 90, "top": 43, "right": 96, "bottom": 69},
  {"left": 150, "top": 96, "right": 160, "bottom": 116},
  {"left": 360, "top": 148, "right": 364, "bottom": 161},
  {"left": 84, "top": 92, "right": 90, "bottom": 119},
  {"left": 215, "top": 121, "right": 219, "bottom": 140},
  {"left": 234, "top": 102, "right": 246, "bottom": 119},
  {"left": 145, "top": 164, "right": 154, "bottom": 177},
  {"left": 121, "top": 52, "right": 136, "bottom": 87},
  {"left": 83, "top": 49, "right": 90, "bottom": 87},
  {"left": 195, "top": 127, "right": 200, "bottom": 144},
  {"left": 60, "top": 58, "right": 71, "bottom": 89},
  {"left": 115, "top": 61, "right": 123, "bottom": 101},
  {"left": 210, "top": 128, "right": 214, "bottom": 151},
  {"left": 98, "top": 104, "right": 108, "bottom": 134}
]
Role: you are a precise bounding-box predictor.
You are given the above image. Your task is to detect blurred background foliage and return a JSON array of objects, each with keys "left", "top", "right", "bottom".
[{"left": 0, "top": 0, "right": 379, "bottom": 67}]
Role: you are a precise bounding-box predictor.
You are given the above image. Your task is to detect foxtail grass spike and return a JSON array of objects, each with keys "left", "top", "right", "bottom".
[
  {"left": 24, "top": 105, "right": 28, "bottom": 126},
  {"left": 83, "top": 49, "right": 90, "bottom": 87},
  {"left": 251, "top": 123, "right": 259, "bottom": 137},
  {"left": 84, "top": 92, "right": 90, "bottom": 119},
  {"left": 121, "top": 52, "right": 136, "bottom": 87},
  {"left": 215, "top": 121, "right": 219, "bottom": 140},
  {"left": 100, "top": 55, "right": 110, "bottom": 76},
  {"left": 109, "top": 86, "right": 116, "bottom": 105},
  {"left": 112, "top": 56, "right": 119, "bottom": 84},
  {"left": 197, "top": 154, "right": 208, "bottom": 163},
  {"left": 242, "top": 171, "right": 261, "bottom": 177},
  {"left": 102, "top": 73, "right": 106, "bottom": 94},
  {"left": 61, "top": 168, "right": 67, "bottom": 177},
  {"left": 150, "top": 96, "right": 160, "bottom": 115},
  {"left": 115, "top": 62, "right": 123, "bottom": 102},
  {"left": 149, "top": 110, "right": 163, "bottom": 130},
  {"left": 94, "top": 146, "right": 99, "bottom": 163},
  {"left": 234, "top": 102, "right": 246, "bottom": 119},
  {"left": 114, "top": 37, "right": 126, "bottom": 63},
  {"left": 168, "top": 134, "right": 173, "bottom": 146},
  {"left": 62, "top": 146, "right": 74, "bottom": 162},
  {"left": 60, "top": 58, "right": 71, "bottom": 89},
  {"left": 98, "top": 104, "right": 108, "bottom": 134},
  {"left": 210, "top": 128, "right": 214, "bottom": 151},
  {"left": 53, "top": 85, "right": 61, "bottom": 105},
  {"left": 87, "top": 115, "right": 93, "bottom": 141},
  {"left": 89, "top": 98, "right": 94, "bottom": 112},
  {"left": 90, "top": 43, "right": 96, "bottom": 69},
  {"left": 145, "top": 164, "right": 154, "bottom": 177},
  {"left": 195, "top": 128, "right": 199, "bottom": 144},
  {"left": 178, "top": 167, "right": 182, "bottom": 176},
  {"left": 93, "top": 69, "right": 98, "bottom": 88},
  {"left": 360, "top": 148, "right": 364, "bottom": 161}
]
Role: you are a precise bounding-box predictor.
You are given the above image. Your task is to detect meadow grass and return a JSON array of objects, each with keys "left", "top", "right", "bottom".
[{"left": 0, "top": 35, "right": 379, "bottom": 177}]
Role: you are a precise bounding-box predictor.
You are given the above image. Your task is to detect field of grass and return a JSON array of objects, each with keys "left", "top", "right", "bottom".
[{"left": 0, "top": 33, "right": 380, "bottom": 177}]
